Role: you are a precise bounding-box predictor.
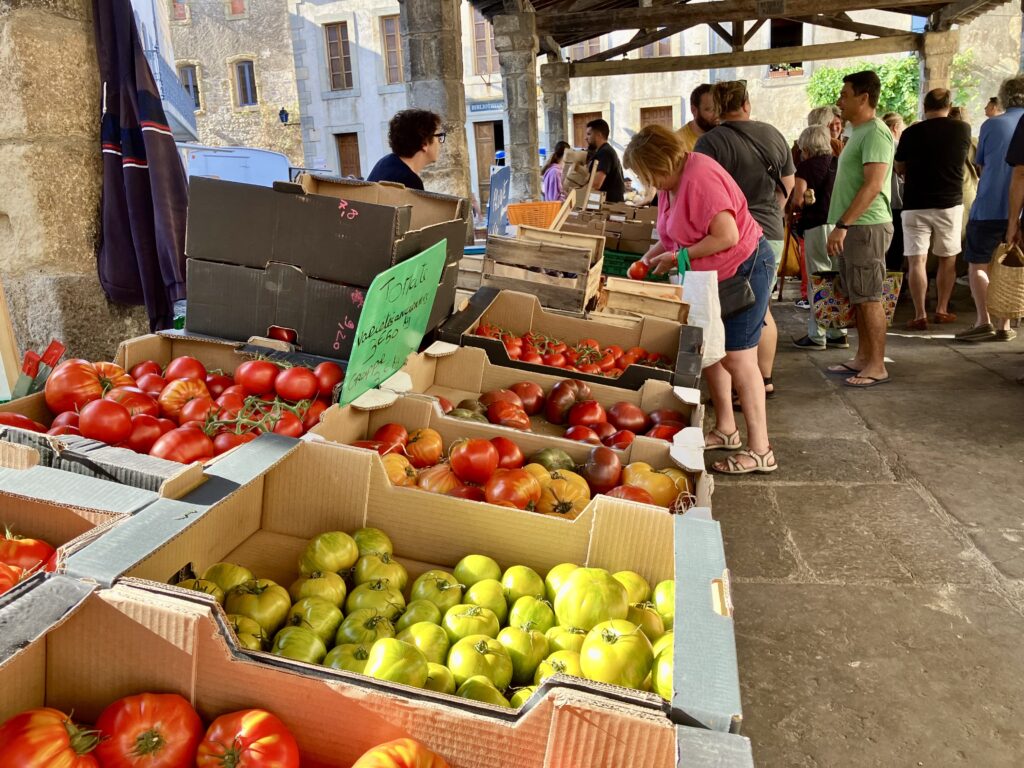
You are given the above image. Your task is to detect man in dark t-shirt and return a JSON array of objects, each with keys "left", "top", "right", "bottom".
[
  {"left": 366, "top": 109, "right": 444, "bottom": 191},
  {"left": 894, "top": 88, "right": 972, "bottom": 329},
  {"left": 585, "top": 119, "right": 625, "bottom": 203}
]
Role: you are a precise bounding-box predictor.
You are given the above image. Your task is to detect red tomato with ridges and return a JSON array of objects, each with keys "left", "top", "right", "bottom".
[
  {"left": 591, "top": 421, "right": 616, "bottom": 441},
  {"left": 544, "top": 380, "right": 593, "bottom": 425},
  {"left": 486, "top": 401, "right": 532, "bottom": 431},
  {"left": 104, "top": 386, "right": 160, "bottom": 418},
  {"left": 95, "top": 692, "right": 204, "bottom": 768},
  {"left": 490, "top": 436, "right": 524, "bottom": 469},
  {"left": 607, "top": 402, "right": 650, "bottom": 433},
  {"left": 484, "top": 468, "right": 542, "bottom": 510},
  {"left": 164, "top": 356, "right": 207, "bottom": 382},
  {"left": 149, "top": 428, "right": 215, "bottom": 463},
  {"left": 196, "top": 709, "right": 299, "bottom": 768},
  {"left": 0, "top": 707, "right": 99, "bottom": 765},
  {"left": 479, "top": 389, "right": 524, "bottom": 410},
  {"left": 0, "top": 532, "right": 55, "bottom": 572},
  {"left": 350, "top": 738, "right": 450, "bottom": 768},
  {"left": 373, "top": 423, "right": 409, "bottom": 448},
  {"left": 416, "top": 463, "right": 463, "bottom": 494},
  {"left": 45, "top": 359, "right": 132, "bottom": 414},
  {"left": 645, "top": 422, "right": 684, "bottom": 440},
  {"left": 602, "top": 429, "right": 636, "bottom": 450},
  {"left": 0, "top": 562, "right": 24, "bottom": 595},
  {"left": 447, "top": 485, "right": 486, "bottom": 502},
  {"left": 406, "top": 428, "right": 443, "bottom": 468},
  {"left": 437, "top": 396, "right": 454, "bottom": 414},
  {"left": 275, "top": 367, "right": 319, "bottom": 403},
  {"left": 581, "top": 446, "right": 622, "bottom": 494},
  {"left": 79, "top": 399, "right": 133, "bottom": 444},
  {"left": 158, "top": 378, "right": 210, "bottom": 421},
  {"left": 606, "top": 485, "right": 655, "bottom": 504}
]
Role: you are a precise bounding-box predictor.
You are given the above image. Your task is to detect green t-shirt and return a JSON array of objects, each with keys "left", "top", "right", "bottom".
[{"left": 828, "top": 118, "right": 894, "bottom": 226}]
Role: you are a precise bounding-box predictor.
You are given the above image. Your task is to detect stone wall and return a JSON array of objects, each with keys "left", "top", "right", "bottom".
[{"left": 958, "top": 0, "right": 1022, "bottom": 125}]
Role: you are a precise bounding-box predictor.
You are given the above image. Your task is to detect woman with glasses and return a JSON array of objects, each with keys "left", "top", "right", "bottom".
[{"left": 367, "top": 109, "right": 445, "bottom": 191}]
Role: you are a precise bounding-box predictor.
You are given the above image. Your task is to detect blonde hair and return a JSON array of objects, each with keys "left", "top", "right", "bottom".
[
  {"left": 882, "top": 112, "right": 904, "bottom": 133},
  {"left": 623, "top": 125, "right": 687, "bottom": 192},
  {"left": 711, "top": 81, "right": 748, "bottom": 117}
]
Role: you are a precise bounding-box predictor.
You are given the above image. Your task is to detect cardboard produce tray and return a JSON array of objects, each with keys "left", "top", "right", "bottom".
[
  {"left": 439, "top": 288, "right": 703, "bottom": 390},
  {"left": 0, "top": 575, "right": 753, "bottom": 767},
  {"left": 66, "top": 434, "right": 741, "bottom": 734}
]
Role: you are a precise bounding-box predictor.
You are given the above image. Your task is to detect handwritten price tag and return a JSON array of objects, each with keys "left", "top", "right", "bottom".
[{"left": 337, "top": 199, "right": 361, "bottom": 222}]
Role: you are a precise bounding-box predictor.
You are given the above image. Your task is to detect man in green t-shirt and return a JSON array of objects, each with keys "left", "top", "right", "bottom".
[{"left": 825, "top": 70, "right": 895, "bottom": 388}]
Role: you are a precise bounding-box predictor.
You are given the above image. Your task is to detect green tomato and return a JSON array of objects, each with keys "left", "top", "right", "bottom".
[
  {"left": 227, "top": 614, "right": 267, "bottom": 651},
  {"left": 534, "top": 650, "right": 582, "bottom": 685},
  {"left": 456, "top": 676, "right": 512, "bottom": 708},
  {"left": 447, "top": 634, "right": 513, "bottom": 690},
  {"left": 335, "top": 608, "right": 396, "bottom": 646},
  {"left": 530, "top": 447, "right": 574, "bottom": 472},
  {"left": 201, "top": 562, "right": 254, "bottom": 595},
  {"left": 394, "top": 599, "right": 443, "bottom": 632},
  {"left": 424, "top": 662, "right": 456, "bottom": 695},
  {"left": 288, "top": 571, "right": 347, "bottom": 607},
  {"left": 553, "top": 567, "right": 629, "bottom": 631},
  {"left": 508, "top": 596, "right": 556, "bottom": 633},
  {"left": 454, "top": 554, "right": 502, "bottom": 587},
  {"left": 323, "top": 643, "right": 371, "bottom": 674},
  {"left": 270, "top": 625, "right": 327, "bottom": 664},
  {"left": 352, "top": 526, "right": 393, "bottom": 556},
  {"left": 627, "top": 602, "right": 666, "bottom": 644},
  {"left": 580, "top": 619, "right": 653, "bottom": 690},
  {"left": 509, "top": 686, "right": 538, "bottom": 708},
  {"left": 545, "top": 625, "right": 587, "bottom": 654},
  {"left": 544, "top": 563, "right": 579, "bottom": 603},
  {"left": 298, "top": 531, "right": 359, "bottom": 576},
  {"left": 652, "top": 646, "right": 673, "bottom": 702},
  {"left": 364, "top": 638, "right": 428, "bottom": 688},
  {"left": 177, "top": 579, "right": 224, "bottom": 604},
  {"left": 396, "top": 621, "right": 450, "bottom": 665},
  {"left": 501, "top": 565, "right": 545, "bottom": 606},
  {"left": 225, "top": 579, "right": 291, "bottom": 635},
  {"left": 287, "top": 597, "right": 343, "bottom": 646},
  {"left": 345, "top": 578, "right": 406, "bottom": 621},
  {"left": 463, "top": 579, "right": 509, "bottom": 625},
  {"left": 449, "top": 408, "right": 488, "bottom": 422},
  {"left": 497, "top": 626, "right": 549, "bottom": 686},
  {"left": 613, "top": 570, "right": 651, "bottom": 604},
  {"left": 652, "top": 630, "right": 673, "bottom": 659},
  {"left": 409, "top": 569, "right": 464, "bottom": 613},
  {"left": 653, "top": 580, "right": 674, "bottom": 630},
  {"left": 353, "top": 552, "right": 409, "bottom": 591},
  {"left": 442, "top": 604, "right": 500, "bottom": 643}
]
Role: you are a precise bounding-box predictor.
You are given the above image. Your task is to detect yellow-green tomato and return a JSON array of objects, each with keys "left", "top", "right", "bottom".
[
  {"left": 335, "top": 608, "right": 396, "bottom": 646},
  {"left": 545, "top": 626, "right": 587, "bottom": 654},
  {"left": 544, "top": 563, "right": 579, "bottom": 603},
  {"left": 409, "top": 570, "right": 464, "bottom": 613},
  {"left": 424, "top": 662, "right": 456, "bottom": 695},
  {"left": 353, "top": 552, "right": 408, "bottom": 591},
  {"left": 613, "top": 570, "right": 651, "bottom": 604},
  {"left": 345, "top": 578, "right": 405, "bottom": 621},
  {"left": 447, "top": 634, "right": 513, "bottom": 690},
  {"left": 534, "top": 650, "right": 583, "bottom": 685},
  {"left": 271, "top": 625, "right": 327, "bottom": 664},
  {"left": 501, "top": 565, "right": 545, "bottom": 606},
  {"left": 553, "top": 567, "right": 629, "bottom": 631},
  {"left": 298, "top": 531, "right": 359, "bottom": 576},
  {"left": 227, "top": 614, "right": 267, "bottom": 651},
  {"left": 456, "top": 676, "right": 511, "bottom": 708},
  {"left": 352, "top": 526, "right": 393, "bottom": 556},
  {"left": 497, "top": 626, "right": 549, "bottom": 686},
  {"left": 176, "top": 579, "right": 224, "bottom": 604},
  {"left": 652, "top": 646, "right": 673, "bottom": 701},
  {"left": 201, "top": 562, "right": 253, "bottom": 595},
  {"left": 463, "top": 579, "right": 509, "bottom": 625},
  {"left": 323, "top": 643, "right": 371, "bottom": 674},
  {"left": 394, "top": 599, "right": 443, "bottom": 632},
  {"left": 652, "top": 630, "right": 673, "bottom": 659},
  {"left": 225, "top": 579, "right": 291, "bottom": 635},
  {"left": 454, "top": 554, "right": 502, "bottom": 587},
  {"left": 509, "top": 686, "right": 538, "bottom": 708},
  {"left": 653, "top": 580, "right": 674, "bottom": 630},
  {"left": 286, "top": 597, "right": 343, "bottom": 646},
  {"left": 579, "top": 619, "right": 653, "bottom": 690},
  {"left": 288, "top": 571, "right": 347, "bottom": 607},
  {"left": 627, "top": 602, "right": 665, "bottom": 644},
  {"left": 364, "top": 638, "right": 429, "bottom": 688},
  {"left": 397, "top": 621, "right": 450, "bottom": 665},
  {"left": 443, "top": 604, "right": 500, "bottom": 643},
  {"left": 508, "top": 596, "right": 556, "bottom": 633}
]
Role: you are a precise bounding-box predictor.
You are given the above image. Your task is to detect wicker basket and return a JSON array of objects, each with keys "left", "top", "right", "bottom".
[
  {"left": 988, "top": 243, "right": 1024, "bottom": 320},
  {"left": 506, "top": 201, "right": 563, "bottom": 228}
]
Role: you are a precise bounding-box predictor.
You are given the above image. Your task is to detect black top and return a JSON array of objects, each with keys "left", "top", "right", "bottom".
[
  {"left": 794, "top": 154, "right": 837, "bottom": 235},
  {"left": 591, "top": 142, "right": 625, "bottom": 203},
  {"left": 894, "top": 117, "right": 972, "bottom": 209},
  {"left": 366, "top": 153, "right": 424, "bottom": 190},
  {"left": 1007, "top": 116, "right": 1024, "bottom": 167}
]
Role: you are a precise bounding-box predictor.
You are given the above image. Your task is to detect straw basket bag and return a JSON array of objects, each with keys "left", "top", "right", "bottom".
[{"left": 988, "top": 243, "right": 1024, "bottom": 320}]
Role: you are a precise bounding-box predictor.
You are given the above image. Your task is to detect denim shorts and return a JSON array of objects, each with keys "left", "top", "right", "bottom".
[
  {"left": 722, "top": 237, "right": 774, "bottom": 352},
  {"left": 964, "top": 219, "right": 1007, "bottom": 264}
]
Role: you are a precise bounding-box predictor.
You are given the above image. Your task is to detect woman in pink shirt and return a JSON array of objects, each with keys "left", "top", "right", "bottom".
[{"left": 624, "top": 125, "right": 777, "bottom": 474}]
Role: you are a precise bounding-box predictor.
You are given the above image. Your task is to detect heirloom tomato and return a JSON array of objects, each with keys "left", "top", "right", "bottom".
[
  {"left": 0, "top": 532, "right": 55, "bottom": 572},
  {"left": 228, "top": 614, "right": 268, "bottom": 651},
  {"left": 553, "top": 567, "right": 629, "bottom": 631},
  {"left": 543, "top": 563, "right": 579, "bottom": 603},
  {"left": 324, "top": 643, "right": 370, "bottom": 674},
  {"left": 485, "top": 401, "right": 531, "bottom": 430},
  {"left": 537, "top": 478, "right": 589, "bottom": 519},
  {"left": 580, "top": 446, "right": 622, "bottom": 494},
  {"left": 202, "top": 562, "right": 254, "bottom": 594},
  {"left": 424, "top": 663, "right": 456, "bottom": 695},
  {"left": 508, "top": 596, "right": 556, "bottom": 633},
  {"left": 354, "top": 552, "right": 409, "bottom": 591},
  {"left": 345, "top": 578, "right": 406, "bottom": 621},
  {"left": 448, "top": 438, "right": 499, "bottom": 485},
  {"left": 94, "top": 692, "right": 203, "bottom": 768},
  {"left": 271, "top": 625, "right": 327, "bottom": 664},
  {"left": 602, "top": 429, "right": 636, "bottom": 450},
  {"left": 567, "top": 400, "right": 606, "bottom": 428},
  {"left": 563, "top": 425, "right": 600, "bottom": 445},
  {"left": 455, "top": 676, "right": 511, "bottom": 707},
  {"left": 405, "top": 428, "right": 443, "bottom": 468},
  {"left": 652, "top": 630, "right": 674, "bottom": 659},
  {"left": 298, "top": 531, "right": 359, "bottom": 575},
  {"left": 397, "top": 621, "right": 451, "bottom": 664},
  {"left": 354, "top": 527, "right": 394, "bottom": 556},
  {"left": 0, "top": 707, "right": 99, "bottom": 766},
  {"left": 373, "top": 423, "right": 409, "bottom": 449},
  {"left": 483, "top": 469, "right": 541, "bottom": 511},
  {"left": 652, "top": 645, "right": 673, "bottom": 701},
  {"left": 508, "top": 382, "right": 544, "bottom": 415},
  {"left": 454, "top": 554, "right": 502, "bottom": 587},
  {"left": 136, "top": 373, "right": 168, "bottom": 399},
  {"left": 621, "top": 462, "right": 679, "bottom": 507},
  {"left": 606, "top": 485, "right": 655, "bottom": 505},
  {"left": 196, "top": 709, "right": 299, "bottom": 768},
  {"left": 409, "top": 570, "right": 463, "bottom": 613},
  {"left": 580, "top": 619, "right": 653, "bottom": 690},
  {"left": 489, "top": 436, "right": 524, "bottom": 469},
  {"left": 534, "top": 650, "right": 582, "bottom": 685},
  {"left": 501, "top": 565, "right": 545, "bottom": 605},
  {"left": 157, "top": 378, "right": 210, "bottom": 420},
  {"left": 104, "top": 386, "right": 159, "bottom": 418},
  {"left": 335, "top": 609, "right": 396, "bottom": 646},
  {"left": 416, "top": 463, "right": 463, "bottom": 495},
  {"left": 442, "top": 604, "right": 500, "bottom": 643},
  {"left": 364, "top": 638, "right": 429, "bottom": 688},
  {"left": 653, "top": 580, "right": 675, "bottom": 630},
  {"left": 45, "top": 359, "right": 134, "bottom": 414},
  {"left": 0, "top": 562, "right": 23, "bottom": 595},
  {"left": 478, "top": 389, "right": 524, "bottom": 410},
  {"left": 463, "top": 578, "right": 508, "bottom": 625},
  {"left": 394, "top": 599, "right": 443, "bottom": 632},
  {"left": 528, "top": 447, "right": 574, "bottom": 473},
  {"left": 288, "top": 570, "right": 347, "bottom": 607},
  {"left": 286, "top": 596, "right": 343, "bottom": 645},
  {"left": 224, "top": 579, "right": 291, "bottom": 635},
  {"left": 447, "top": 634, "right": 513, "bottom": 690},
  {"left": 510, "top": 686, "right": 538, "bottom": 708},
  {"left": 627, "top": 602, "right": 666, "bottom": 644},
  {"left": 177, "top": 578, "right": 225, "bottom": 604},
  {"left": 497, "top": 626, "right": 549, "bottom": 685},
  {"left": 543, "top": 379, "right": 592, "bottom": 424},
  {"left": 612, "top": 570, "right": 651, "bottom": 604},
  {"left": 545, "top": 625, "right": 587, "bottom": 654}
]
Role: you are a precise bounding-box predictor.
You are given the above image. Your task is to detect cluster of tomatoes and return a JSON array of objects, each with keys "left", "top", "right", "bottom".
[
  {"left": 0, "top": 356, "right": 344, "bottom": 464},
  {"left": 471, "top": 323, "right": 673, "bottom": 378},
  {"left": 179, "top": 526, "right": 675, "bottom": 709},
  {"left": 0, "top": 529, "right": 55, "bottom": 596},
  {"left": 353, "top": 420, "right": 693, "bottom": 515}
]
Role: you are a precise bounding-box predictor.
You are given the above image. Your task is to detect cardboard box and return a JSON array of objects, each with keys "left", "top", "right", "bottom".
[
  {"left": 438, "top": 288, "right": 703, "bottom": 390},
  {"left": 66, "top": 435, "right": 741, "bottom": 733},
  {"left": 633, "top": 205, "right": 659, "bottom": 225},
  {"left": 0, "top": 575, "right": 752, "bottom": 767},
  {"left": 602, "top": 202, "right": 635, "bottom": 220},
  {"left": 605, "top": 233, "right": 621, "bottom": 252},
  {"left": 618, "top": 238, "right": 658, "bottom": 256},
  {"left": 620, "top": 219, "right": 657, "bottom": 242}
]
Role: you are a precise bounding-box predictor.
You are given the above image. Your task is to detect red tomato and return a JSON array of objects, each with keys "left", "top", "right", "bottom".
[
  {"left": 215, "top": 392, "right": 247, "bottom": 421},
  {"left": 617, "top": 353, "right": 639, "bottom": 369},
  {"left": 542, "top": 352, "right": 566, "bottom": 368},
  {"left": 606, "top": 485, "right": 656, "bottom": 504},
  {"left": 267, "top": 326, "right": 297, "bottom": 343},
  {"left": 271, "top": 411, "right": 304, "bottom": 437},
  {"left": 544, "top": 379, "right": 593, "bottom": 425},
  {"left": 95, "top": 692, "right": 203, "bottom": 768},
  {"left": 233, "top": 360, "right": 280, "bottom": 396},
  {"left": 509, "top": 382, "right": 545, "bottom": 415},
  {"left": 150, "top": 428, "right": 215, "bottom": 463},
  {"left": 0, "top": 708, "right": 99, "bottom": 766},
  {"left": 604, "top": 345, "right": 624, "bottom": 359},
  {"left": 275, "top": 367, "right": 319, "bottom": 403},
  {"left": 158, "top": 378, "right": 211, "bottom": 421},
  {"left": 645, "top": 422, "right": 684, "bottom": 440},
  {"left": 130, "top": 360, "right": 162, "bottom": 380},
  {"left": 373, "top": 423, "right": 409, "bottom": 448},
  {"left": 220, "top": 384, "right": 250, "bottom": 399},
  {"left": 436, "top": 396, "right": 454, "bottom": 414},
  {"left": 0, "top": 412, "right": 46, "bottom": 433},
  {"left": 607, "top": 402, "right": 650, "bottom": 433},
  {"left": 446, "top": 485, "right": 486, "bottom": 502},
  {"left": 157, "top": 418, "right": 177, "bottom": 435},
  {"left": 0, "top": 532, "right": 55, "bottom": 571},
  {"left": 449, "top": 438, "right": 500, "bottom": 485},
  {"left": 577, "top": 337, "right": 601, "bottom": 352},
  {"left": 48, "top": 425, "right": 81, "bottom": 436},
  {"left": 486, "top": 401, "right": 532, "bottom": 431},
  {"left": 627, "top": 260, "right": 649, "bottom": 280},
  {"left": 125, "top": 414, "right": 166, "bottom": 454},
  {"left": 205, "top": 373, "right": 234, "bottom": 398},
  {"left": 313, "top": 361, "right": 344, "bottom": 400},
  {"left": 79, "top": 399, "right": 133, "bottom": 444},
  {"left": 213, "top": 431, "right": 258, "bottom": 455},
  {"left": 164, "top": 356, "right": 207, "bottom": 382},
  {"left": 196, "top": 710, "right": 299, "bottom": 768},
  {"left": 649, "top": 408, "right": 687, "bottom": 425},
  {"left": 596, "top": 353, "right": 617, "bottom": 372},
  {"left": 51, "top": 412, "right": 80, "bottom": 429},
  {"left": 301, "top": 399, "right": 329, "bottom": 431},
  {"left": 590, "top": 421, "right": 616, "bottom": 441},
  {"left": 484, "top": 468, "right": 542, "bottom": 510},
  {"left": 180, "top": 396, "right": 219, "bottom": 424},
  {"left": 490, "top": 436, "right": 524, "bottom": 469},
  {"left": 0, "top": 562, "right": 23, "bottom": 595},
  {"left": 564, "top": 425, "right": 601, "bottom": 444},
  {"left": 416, "top": 463, "right": 464, "bottom": 494},
  {"left": 603, "top": 429, "right": 636, "bottom": 450},
  {"left": 136, "top": 373, "right": 168, "bottom": 399},
  {"left": 105, "top": 386, "right": 160, "bottom": 418},
  {"left": 350, "top": 738, "right": 450, "bottom": 768},
  {"left": 578, "top": 363, "right": 602, "bottom": 374},
  {"left": 581, "top": 446, "right": 622, "bottom": 494},
  {"left": 521, "top": 351, "right": 543, "bottom": 364},
  {"left": 44, "top": 359, "right": 132, "bottom": 414},
  {"left": 567, "top": 400, "right": 607, "bottom": 428},
  {"left": 405, "top": 428, "right": 444, "bottom": 468},
  {"left": 479, "top": 389, "right": 524, "bottom": 410}
]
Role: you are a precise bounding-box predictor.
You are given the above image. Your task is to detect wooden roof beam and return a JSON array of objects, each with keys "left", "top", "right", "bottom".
[
  {"left": 577, "top": 24, "right": 691, "bottom": 61},
  {"left": 790, "top": 13, "right": 909, "bottom": 38},
  {"left": 743, "top": 18, "right": 767, "bottom": 44}
]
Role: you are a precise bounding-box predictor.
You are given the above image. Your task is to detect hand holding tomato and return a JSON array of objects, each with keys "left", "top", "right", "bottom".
[{"left": 626, "top": 260, "right": 649, "bottom": 280}]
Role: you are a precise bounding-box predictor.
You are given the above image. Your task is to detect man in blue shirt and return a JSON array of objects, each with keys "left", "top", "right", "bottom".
[
  {"left": 367, "top": 109, "right": 444, "bottom": 190},
  {"left": 955, "top": 76, "right": 1024, "bottom": 342}
]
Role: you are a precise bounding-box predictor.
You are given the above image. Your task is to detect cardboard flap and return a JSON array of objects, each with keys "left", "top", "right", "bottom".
[
  {"left": 350, "top": 388, "right": 401, "bottom": 411},
  {"left": 672, "top": 386, "right": 701, "bottom": 407},
  {"left": 377, "top": 371, "right": 414, "bottom": 395},
  {"left": 0, "top": 440, "right": 40, "bottom": 469},
  {"left": 670, "top": 430, "right": 706, "bottom": 473},
  {"left": 423, "top": 340, "right": 462, "bottom": 358},
  {"left": 0, "top": 574, "right": 94, "bottom": 663},
  {"left": 102, "top": 583, "right": 201, "bottom": 654},
  {"left": 0, "top": 465, "right": 158, "bottom": 514},
  {"left": 675, "top": 727, "right": 754, "bottom": 768}
]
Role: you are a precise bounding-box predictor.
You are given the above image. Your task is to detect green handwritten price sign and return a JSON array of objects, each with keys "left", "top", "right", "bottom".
[{"left": 340, "top": 239, "right": 448, "bottom": 405}]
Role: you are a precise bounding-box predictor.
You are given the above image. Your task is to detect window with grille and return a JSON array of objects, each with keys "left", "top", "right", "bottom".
[
  {"left": 381, "top": 15, "right": 404, "bottom": 84},
  {"left": 234, "top": 60, "right": 258, "bottom": 106},
  {"left": 473, "top": 7, "right": 499, "bottom": 75},
  {"left": 570, "top": 38, "right": 602, "bottom": 61},
  {"left": 178, "top": 64, "right": 200, "bottom": 110},
  {"left": 325, "top": 22, "right": 354, "bottom": 90}
]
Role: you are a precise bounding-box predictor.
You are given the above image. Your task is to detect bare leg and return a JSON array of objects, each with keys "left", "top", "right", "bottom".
[
  {"left": 907, "top": 254, "right": 928, "bottom": 320},
  {"left": 968, "top": 262, "right": 990, "bottom": 327},
  {"left": 720, "top": 349, "right": 769, "bottom": 461},
  {"left": 847, "top": 302, "right": 888, "bottom": 383},
  {"left": 935, "top": 255, "right": 957, "bottom": 316},
  {"left": 757, "top": 309, "right": 777, "bottom": 393},
  {"left": 704, "top": 361, "right": 736, "bottom": 438}
]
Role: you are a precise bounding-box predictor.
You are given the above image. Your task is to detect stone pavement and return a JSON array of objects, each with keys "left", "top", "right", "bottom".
[{"left": 715, "top": 287, "right": 1024, "bottom": 766}]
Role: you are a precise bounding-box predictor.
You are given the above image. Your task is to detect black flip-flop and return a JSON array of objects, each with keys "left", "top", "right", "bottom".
[
  {"left": 827, "top": 363, "right": 862, "bottom": 375},
  {"left": 844, "top": 375, "right": 891, "bottom": 388}
]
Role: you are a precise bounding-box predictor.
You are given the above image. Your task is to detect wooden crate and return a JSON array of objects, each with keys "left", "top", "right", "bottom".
[
  {"left": 599, "top": 277, "right": 690, "bottom": 323},
  {"left": 457, "top": 252, "right": 484, "bottom": 291}
]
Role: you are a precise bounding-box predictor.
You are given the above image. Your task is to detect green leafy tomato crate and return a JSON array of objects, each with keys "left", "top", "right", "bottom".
[{"left": 602, "top": 249, "right": 670, "bottom": 283}]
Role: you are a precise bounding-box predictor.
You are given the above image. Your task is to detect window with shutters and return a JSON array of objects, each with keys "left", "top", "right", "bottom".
[
  {"left": 473, "top": 7, "right": 499, "bottom": 75},
  {"left": 325, "top": 22, "right": 354, "bottom": 90},
  {"left": 335, "top": 133, "right": 362, "bottom": 177},
  {"left": 178, "top": 64, "right": 201, "bottom": 110},
  {"left": 234, "top": 60, "right": 258, "bottom": 107},
  {"left": 381, "top": 15, "right": 404, "bottom": 84},
  {"left": 570, "top": 38, "right": 602, "bottom": 61}
]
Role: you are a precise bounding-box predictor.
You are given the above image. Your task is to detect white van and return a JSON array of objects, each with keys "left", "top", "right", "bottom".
[{"left": 176, "top": 143, "right": 292, "bottom": 187}]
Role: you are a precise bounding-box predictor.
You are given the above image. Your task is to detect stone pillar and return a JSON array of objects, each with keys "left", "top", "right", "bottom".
[
  {"left": 400, "top": 0, "right": 472, "bottom": 200},
  {"left": 540, "top": 62, "right": 570, "bottom": 156},
  {"left": 921, "top": 29, "right": 960, "bottom": 95},
  {"left": 494, "top": 13, "right": 541, "bottom": 202},
  {"left": 0, "top": 0, "right": 147, "bottom": 363}
]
